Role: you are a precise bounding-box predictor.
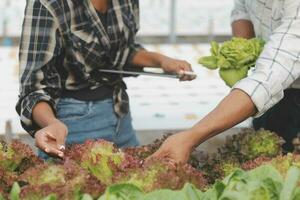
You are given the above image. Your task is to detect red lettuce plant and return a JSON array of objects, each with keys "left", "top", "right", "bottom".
[
  {"left": 112, "top": 158, "right": 208, "bottom": 192},
  {"left": 19, "top": 159, "right": 105, "bottom": 199},
  {"left": 124, "top": 134, "right": 172, "bottom": 160},
  {"left": 241, "top": 154, "right": 300, "bottom": 178},
  {"left": 0, "top": 140, "right": 41, "bottom": 174},
  {"left": 66, "top": 140, "right": 208, "bottom": 192},
  {"left": 65, "top": 140, "right": 140, "bottom": 185}
]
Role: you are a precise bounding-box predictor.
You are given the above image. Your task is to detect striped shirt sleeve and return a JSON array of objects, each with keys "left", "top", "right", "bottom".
[
  {"left": 231, "top": 0, "right": 251, "bottom": 23},
  {"left": 233, "top": 0, "right": 300, "bottom": 117}
]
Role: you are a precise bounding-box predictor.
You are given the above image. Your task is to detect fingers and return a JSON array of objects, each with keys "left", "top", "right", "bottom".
[
  {"left": 35, "top": 131, "right": 64, "bottom": 158},
  {"left": 56, "top": 131, "right": 67, "bottom": 150},
  {"left": 44, "top": 144, "right": 64, "bottom": 158},
  {"left": 147, "top": 148, "right": 164, "bottom": 162},
  {"left": 46, "top": 133, "right": 66, "bottom": 153},
  {"left": 149, "top": 149, "right": 178, "bottom": 166},
  {"left": 161, "top": 58, "right": 196, "bottom": 81},
  {"left": 44, "top": 131, "right": 56, "bottom": 140},
  {"left": 44, "top": 131, "right": 66, "bottom": 153},
  {"left": 151, "top": 149, "right": 163, "bottom": 158},
  {"left": 177, "top": 62, "right": 197, "bottom": 81},
  {"left": 178, "top": 70, "right": 197, "bottom": 81},
  {"left": 147, "top": 146, "right": 171, "bottom": 163}
]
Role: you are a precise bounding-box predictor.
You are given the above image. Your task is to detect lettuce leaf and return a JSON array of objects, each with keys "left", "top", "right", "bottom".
[
  {"left": 140, "top": 184, "right": 203, "bottom": 200},
  {"left": 199, "top": 56, "right": 219, "bottom": 70},
  {"left": 280, "top": 166, "right": 300, "bottom": 200},
  {"left": 219, "top": 66, "right": 248, "bottom": 87},
  {"left": 98, "top": 183, "right": 203, "bottom": 200},
  {"left": 9, "top": 182, "right": 20, "bottom": 200},
  {"left": 98, "top": 184, "right": 143, "bottom": 200},
  {"left": 97, "top": 165, "right": 300, "bottom": 200}
]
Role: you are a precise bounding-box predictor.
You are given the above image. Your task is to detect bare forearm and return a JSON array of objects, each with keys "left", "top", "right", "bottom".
[
  {"left": 131, "top": 50, "right": 170, "bottom": 68},
  {"left": 232, "top": 20, "right": 255, "bottom": 39},
  {"left": 188, "top": 89, "right": 257, "bottom": 147},
  {"left": 32, "top": 102, "right": 58, "bottom": 128},
  {"left": 33, "top": 102, "right": 67, "bottom": 157}
]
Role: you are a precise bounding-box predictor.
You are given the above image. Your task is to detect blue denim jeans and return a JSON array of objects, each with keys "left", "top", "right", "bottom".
[{"left": 38, "top": 98, "right": 139, "bottom": 159}]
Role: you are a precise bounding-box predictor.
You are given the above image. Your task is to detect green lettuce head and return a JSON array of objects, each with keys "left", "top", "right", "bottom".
[{"left": 199, "top": 37, "right": 265, "bottom": 87}]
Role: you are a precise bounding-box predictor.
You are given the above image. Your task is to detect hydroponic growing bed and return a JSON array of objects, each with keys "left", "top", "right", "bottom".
[{"left": 1, "top": 129, "right": 300, "bottom": 200}]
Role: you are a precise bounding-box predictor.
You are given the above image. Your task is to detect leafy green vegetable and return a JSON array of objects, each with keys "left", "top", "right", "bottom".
[
  {"left": 9, "top": 164, "right": 300, "bottom": 200},
  {"left": 98, "top": 184, "right": 143, "bottom": 200},
  {"left": 9, "top": 182, "right": 20, "bottom": 200},
  {"left": 219, "top": 129, "right": 284, "bottom": 163},
  {"left": 66, "top": 140, "right": 128, "bottom": 185},
  {"left": 0, "top": 133, "right": 298, "bottom": 200},
  {"left": 41, "top": 194, "right": 57, "bottom": 200},
  {"left": 80, "top": 194, "right": 94, "bottom": 200},
  {"left": 193, "top": 129, "right": 284, "bottom": 184},
  {"left": 208, "top": 165, "right": 300, "bottom": 200},
  {"left": 114, "top": 158, "right": 207, "bottom": 192},
  {"left": 99, "top": 183, "right": 203, "bottom": 200},
  {"left": 68, "top": 140, "right": 207, "bottom": 193},
  {"left": 140, "top": 183, "right": 203, "bottom": 200},
  {"left": 19, "top": 160, "right": 105, "bottom": 200},
  {"left": 199, "top": 37, "right": 265, "bottom": 87},
  {"left": 199, "top": 56, "right": 219, "bottom": 70},
  {"left": 210, "top": 41, "right": 219, "bottom": 56},
  {"left": 124, "top": 133, "right": 172, "bottom": 160},
  {"left": 98, "top": 165, "right": 299, "bottom": 200},
  {"left": 279, "top": 166, "right": 300, "bottom": 200},
  {"left": 292, "top": 188, "right": 300, "bottom": 200},
  {"left": 219, "top": 66, "right": 248, "bottom": 87},
  {"left": 0, "top": 140, "right": 41, "bottom": 173},
  {"left": 20, "top": 164, "right": 66, "bottom": 187}
]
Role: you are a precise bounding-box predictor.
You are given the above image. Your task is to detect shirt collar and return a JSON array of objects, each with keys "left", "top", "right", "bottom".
[
  {"left": 84, "top": 0, "right": 111, "bottom": 50},
  {"left": 83, "top": 0, "right": 128, "bottom": 50}
]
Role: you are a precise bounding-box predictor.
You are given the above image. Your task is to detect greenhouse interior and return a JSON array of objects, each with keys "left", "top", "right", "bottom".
[{"left": 1, "top": 0, "right": 300, "bottom": 199}]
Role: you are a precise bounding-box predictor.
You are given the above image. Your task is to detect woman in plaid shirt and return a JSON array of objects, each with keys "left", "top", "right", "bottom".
[
  {"left": 154, "top": 0, "right": 300, "bottom": 163},
  {"left": 17, "top": 0, "right": 195, "bottom": 158}
]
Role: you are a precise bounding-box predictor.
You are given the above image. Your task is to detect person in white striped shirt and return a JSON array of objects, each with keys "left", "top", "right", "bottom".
[{"left": 153, "top": 0, "right": 300, "bottom": 163}]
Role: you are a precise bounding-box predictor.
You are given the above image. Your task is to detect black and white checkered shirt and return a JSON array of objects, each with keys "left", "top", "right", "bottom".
[
  {"left": 16, "top": 0, "right": 143, "bottom": 136},
  {"left": 231, "top": 0, "right": 300, "bottom": 116}
]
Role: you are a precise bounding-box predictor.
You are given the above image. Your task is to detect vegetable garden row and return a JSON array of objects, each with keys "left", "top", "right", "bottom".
[{"left": 1, "top": 129, "right": 300, "bottom": 200}]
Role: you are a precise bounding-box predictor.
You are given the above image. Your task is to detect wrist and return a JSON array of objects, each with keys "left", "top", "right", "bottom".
[
  {"left": 182, "top": 129, "right": 201, "bottom": 149},
  {"left": 45, "top": 118, "right": 61, "bottom": 126},
  {"left": 155, "top": 53, "right": 169, "bottom": 67},
  {"left": 185, "top": 126, "right": 212, "bottom": 148}
]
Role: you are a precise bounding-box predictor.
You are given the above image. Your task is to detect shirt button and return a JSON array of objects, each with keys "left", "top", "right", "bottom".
[
  {"left": 101, "top": 37, "right": 107, "bottom": 44},
  {"left": 77, "top": 42, "right": 83, "bottom": 47}
]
